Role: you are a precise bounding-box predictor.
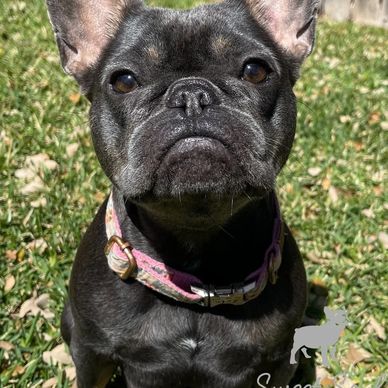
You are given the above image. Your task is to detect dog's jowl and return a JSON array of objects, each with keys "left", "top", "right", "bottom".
[{"left": 47, "top": 0, "right": 319, "bottom": 387}]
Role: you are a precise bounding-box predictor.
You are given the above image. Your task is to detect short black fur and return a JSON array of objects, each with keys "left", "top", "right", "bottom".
[{"left": 47, "top": 0, "right": 319, "bottom": 386}]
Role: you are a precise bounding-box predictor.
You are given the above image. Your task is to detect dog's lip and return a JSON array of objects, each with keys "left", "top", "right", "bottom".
[
  {"left": 164, "top": 135, "right": 229, "bottom": 156},
  {"left": 160, "top": 135, "right": 231, "bottom": 165},
  {"left": 165, "top": 134, "right": 228, "bottom": 152}
]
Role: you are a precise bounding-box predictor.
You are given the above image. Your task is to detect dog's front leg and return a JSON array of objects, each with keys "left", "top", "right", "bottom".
[{"left": 70, "top": 338, "right": 116, "bottom": 388}]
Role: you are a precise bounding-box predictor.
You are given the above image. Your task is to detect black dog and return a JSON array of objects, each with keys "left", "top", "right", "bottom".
[{"left": 47, "top": 0, "right": 318, "bottom": 386}]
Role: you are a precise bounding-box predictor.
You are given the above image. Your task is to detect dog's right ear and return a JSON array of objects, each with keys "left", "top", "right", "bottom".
[{"left": 46, "top": 0, "right": 143, "bottom": 91}]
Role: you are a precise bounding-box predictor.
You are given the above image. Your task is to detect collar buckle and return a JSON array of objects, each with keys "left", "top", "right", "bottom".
[
  {"left": 105, "top": 235, "right": 137, "bottom": 280},
  {"left": 268, "top": 248, "right": 281, "bottom": 285},
  {"left": 192, "top": 282, "right": 258, "bottom": 307}
]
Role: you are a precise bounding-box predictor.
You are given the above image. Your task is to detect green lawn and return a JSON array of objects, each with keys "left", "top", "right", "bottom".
[{"left": 0, "top": 0, "right": 387, "bottom": 387}]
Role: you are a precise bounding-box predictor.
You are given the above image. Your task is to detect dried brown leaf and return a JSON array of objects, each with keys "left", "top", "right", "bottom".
[
  {"left": 337, "top": 375, "right": 357, "bottom": 388},
  {"left": 4, "top": 274, "right": 16, "bottom": 293},
  {"left": 322, "top": 177, "right": 331, "bottom": 190},
  {"left": 5, "top": 250, "right": 17, "bottom": 260},
  {"left": 344, "top": 343, "right": 372, "bottom": 365},
  {"left": 340, "top": 115, "right": 351, "bottom": 123},
  {"left": 42, "top": 377, "right": 57, "bottom": 388},
  {"left": 69, "top": 93, "right": 81, "bottom": 104},
  {"left": 65, "top": 366, "right": 76, "bottom": 381},
  {"left": 308, "top": 167, "right": 322, "bottom": 177},
  {"left": 31, "top": 197, "right": 47, "bottom": 208},
  {"left": 328, "top": 186, "right": 339, "bottom": 203},
  {"left": 0, "top": 341, "right": 15, "bottom": 351},
  {"left": 361, "top": 208, "right": 375, "bottom": 219},
  {"left": 316, "top": 366, "right": 334, "bottom": 387},
  {"left": 378, "top": 232, "right": 388, "bottom": 249},
  {"left": 66, "top": 143, "right": 79, "bottom": 157},
  {"left": 15, "top": 167, "right": 35, "bottom": 180},
  {"left": 27, "top": 238, "right": 48, "bottom": 254},
  {"left": 25, "top": 153, "right": 58, "bottom": 171},
  {"left": 366, "top": 316, "right": 386, "bottom": 341},
  {"left": 19, "top": 292, "right": 55, "bottom": 320},
  {"left": 20, "top": 176, "right": 45, "bottom": 195},
  {"left": 42, "top": 343, "right": 73, "bottom": 366},
  {"left": 368, "top": 111, "right": 381, "bottom": 125},
  {"left": 12, "top": 365, "right": 25, "bottom": 377}
]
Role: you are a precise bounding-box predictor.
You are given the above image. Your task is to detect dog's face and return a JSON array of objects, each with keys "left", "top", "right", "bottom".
[{"left": 48, "top": 0, "right": 318, "bottom": 210}]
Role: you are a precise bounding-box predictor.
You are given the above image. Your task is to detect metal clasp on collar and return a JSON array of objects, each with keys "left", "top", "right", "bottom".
[
  {"left": 268, "top": 248, "right": 281, "bottom": 285},
  {"left": 191, "top": 283, "right": 250, "bottom": 307},
  {"left": 105, "top": 235, "right": 137, "bottom": 280}
]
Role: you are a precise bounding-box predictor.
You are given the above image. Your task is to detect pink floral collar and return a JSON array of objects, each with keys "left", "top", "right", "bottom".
[{"left": 104, "top": 193, "right": 283, "bottom": 307}]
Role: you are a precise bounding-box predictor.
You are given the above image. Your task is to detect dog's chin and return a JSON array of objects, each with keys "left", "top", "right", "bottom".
[{"left": 152, "top": 136, "right": 247, "bottom": 197}]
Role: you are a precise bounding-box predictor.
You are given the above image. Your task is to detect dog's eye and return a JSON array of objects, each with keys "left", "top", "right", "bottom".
[
  {"left": 110, "top": 72, "right": 138, "bottom": 94},
  {"left": 242, "top": 62, "right": 271, "bottom": 84}
]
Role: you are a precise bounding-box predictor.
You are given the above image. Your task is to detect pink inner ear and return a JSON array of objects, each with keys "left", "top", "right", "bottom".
[{"left": 72, "top": 0, "right": 130, "bottom": 72}]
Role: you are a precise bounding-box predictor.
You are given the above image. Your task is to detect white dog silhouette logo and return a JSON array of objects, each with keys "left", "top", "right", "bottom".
[{"left": 290, "top": 307, "right": 347, "bottom": 366}]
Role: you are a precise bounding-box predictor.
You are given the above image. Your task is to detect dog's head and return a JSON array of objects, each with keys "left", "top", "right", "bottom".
[{"left": 47, "top": 0, "right": 318, "bottom": 215}]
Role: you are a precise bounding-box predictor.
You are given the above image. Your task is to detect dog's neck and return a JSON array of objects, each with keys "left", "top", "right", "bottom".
[{"left": 112, "top": 188, "right": 276, "bottom": 285}]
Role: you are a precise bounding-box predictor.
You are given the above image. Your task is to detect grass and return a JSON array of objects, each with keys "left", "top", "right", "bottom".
[{"left": 0, "top": 0, "right": 387, "bottom": 386}]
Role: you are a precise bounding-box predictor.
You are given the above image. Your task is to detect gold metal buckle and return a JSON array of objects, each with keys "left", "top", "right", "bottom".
[{"left": 105, "top": 235, "right": 137, "bottom": 280}]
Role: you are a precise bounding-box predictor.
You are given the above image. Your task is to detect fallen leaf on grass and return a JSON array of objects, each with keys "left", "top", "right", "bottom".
[
  {"left": 336, "top": 375, "right": 357, "bottom": 388},
  {"left": 43, "top": 343, "right": 73, "bottom": 366},
  {"left": 19, "top": 292, "right": 55, "bottom": 320},
  {"left": 25, "top": 154, "right": 58, "bottom": 172},
  {"left": 15, "top": 168, "right": 35, "bottom": 180},
  {"left": 378, "top": 232, "right": 388, "bottom": 249},
  {"left": 4, "top": 274, "right": 15, "bottom": 292},
  {"left": 368, "top": 111, "right": 381, "bottom": 125},
  {"left": 20, "top": 176, "right": 45, "bottom": 195},
  {"left": 27, "top": 238, "right": 48, "bottom": 254},
  {"left": 328, "top": 186, "right": 339, "bottom": 203},
  {"left": 305, "top": 252, "right": 327, "bottom": 265},
  {"left": 321, "top": 177, "right": 331, "bottom": 190},
  {"left": 344, "top": 343, "right": 372, "bottom": 365},
  {"left": 65, "top": 366, "right": 76, "bottom": 381},
  {"left": 12, "top": 365, "right": 25, "bottom": 377},
  {"left": 16, "top": 154, "right": 58, "bottom": 196},
  {"left": 340, "top": 115, "right": 351, "bottom": 123},
  {"left": 43, "top": 333, "right": 53, "bottom": 342},
  {"left": 316, "top": 366, "right": 335, "bottom": 387},
  {"left": 361, "top": 208, "right": 375, "bottom": 219},
  {"left": 66, "top": 143, "right": 79, "bottom": 157},
  {"left": 308, "top": 167, "right": 322, "bottom": 177},
  {"left": 42, "top": 377, "right": 57, "bottom": 388},
  {"left": 5, "top": 250, "right": 17, "bottom": 260},
  {"left": 0, "top": 341, "right": 15, "bottom": 351},
  {"left": 366, "top": 316, "right": 386, "bottom": 341},
  {"left": 94, "top": 191, "right": 106, "bottom": 204},
  {"left": 68, "top": 92, "right": 81, "bottom": 104},
  {"left": 31, "top": 196, "right": 47, "bottom": 208}
]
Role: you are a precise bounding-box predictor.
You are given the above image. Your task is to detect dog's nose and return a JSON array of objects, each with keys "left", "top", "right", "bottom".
[{"left": 166, "top": 78, "right": 216, "bottom": 117}]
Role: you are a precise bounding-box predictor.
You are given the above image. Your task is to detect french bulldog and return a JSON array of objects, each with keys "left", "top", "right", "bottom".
[{"left": 46, "top": 0, "right": 319, "bottom": 387}]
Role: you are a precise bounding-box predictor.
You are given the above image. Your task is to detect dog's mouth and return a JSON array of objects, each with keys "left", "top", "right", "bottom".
[
  {"left": 160, "top": 135, "right": 232, "bottom": 166},
  {"left": 153, "top": 134, "right": 243, "bottom": 197}
]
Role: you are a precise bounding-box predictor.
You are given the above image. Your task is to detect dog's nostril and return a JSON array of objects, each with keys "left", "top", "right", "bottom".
[{"left": 199, "top": 92, "right": 211, "bottom": 107}]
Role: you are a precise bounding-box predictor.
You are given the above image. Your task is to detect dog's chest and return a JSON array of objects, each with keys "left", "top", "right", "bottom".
[{"left": 113, "top": 306, "right": 291, "bottom": 387}]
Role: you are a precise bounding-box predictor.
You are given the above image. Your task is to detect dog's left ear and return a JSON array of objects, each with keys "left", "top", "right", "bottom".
[{"left": 239, "top": 0, "right": 319, "bottom": 63}]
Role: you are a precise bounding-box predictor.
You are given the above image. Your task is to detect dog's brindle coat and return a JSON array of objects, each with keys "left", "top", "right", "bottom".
[{"left": 47, "top": 0, "right": 319, "bottom": 386}]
